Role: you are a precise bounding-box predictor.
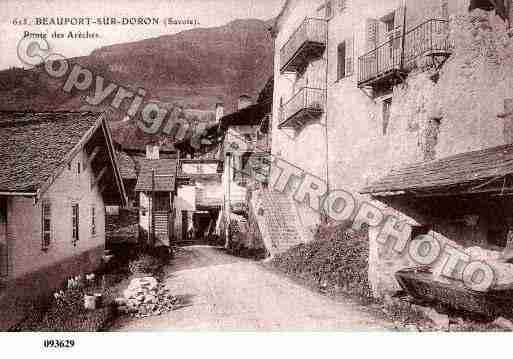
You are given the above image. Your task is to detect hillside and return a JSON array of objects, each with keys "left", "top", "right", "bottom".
[{"left": 0, "top": 18, "right": 274, "bottom": 147}]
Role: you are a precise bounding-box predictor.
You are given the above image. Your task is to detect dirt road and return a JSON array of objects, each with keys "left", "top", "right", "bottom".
[{"left": 111, "top": 246, "right": 392, "bottom": 331}]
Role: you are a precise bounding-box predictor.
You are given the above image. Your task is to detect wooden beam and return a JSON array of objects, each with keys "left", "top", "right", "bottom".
[
  {"left": 91, "top": 166, "right": 108, "bottom": 188},
  {"left": 86, "top": 146, "right": 101, "bottom": 168}
]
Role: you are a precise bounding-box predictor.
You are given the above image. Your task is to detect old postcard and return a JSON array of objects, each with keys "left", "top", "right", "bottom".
[{"left": 1, "top": 0, "right": 513, "bottom": 353}]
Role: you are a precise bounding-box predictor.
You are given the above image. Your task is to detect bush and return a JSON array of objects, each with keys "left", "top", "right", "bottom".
[
  {"left": 271, "top": 224, "right": 374, "bottom": 301},
  {"left": 13, "top": 286, "right": 114, "bottom": 332}
]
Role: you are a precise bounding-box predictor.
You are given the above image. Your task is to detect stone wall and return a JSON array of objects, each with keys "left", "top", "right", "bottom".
[{"left": 366, "top": 9, "right": 513, "bottom": 296}]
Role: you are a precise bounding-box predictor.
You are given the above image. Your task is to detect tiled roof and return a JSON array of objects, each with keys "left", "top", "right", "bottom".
[
  {"left": 116, "top": 150, "right": 137, "bottom": 180},
  {"left": 0, "top": 112, "right": 101, "bottom": 192},
  {"left": 361, "top": 144, "right": 513, "bottom": 195},
  {"left": 135, "top": 159, "right": 177, "bottom": 192}
]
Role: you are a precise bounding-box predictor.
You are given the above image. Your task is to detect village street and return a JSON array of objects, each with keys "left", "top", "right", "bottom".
[{"left": 111, "top": 246, "right": 392, "bottom": 331}]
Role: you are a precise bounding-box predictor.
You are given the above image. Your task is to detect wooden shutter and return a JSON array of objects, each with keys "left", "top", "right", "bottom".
[
  {"left": 365, "top": 19, "right": 379, "bottom": 52},
  {"left": 345, "top": 36, "right": 354, "bottom": 76},
  {"left": 394, "top": 5, "right": 406, "bottom": 30},
  {"left": 337, "top": 43, "right": 346, "bottom": 79},
  {"left": 393, "top": 6, "right": 406, "bottom": 52},
  {"left": 42, "top": 202, "right": 51, "bottom": 249}
]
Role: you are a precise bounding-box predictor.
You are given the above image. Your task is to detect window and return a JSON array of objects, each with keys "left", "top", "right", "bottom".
[
  {"left": 383, "top": 98, "right": 392, "bottom": 135},
  {"left": 384, "top": 16, "right": 395, "bottom": 33},
  {"left": 338, "top": 0, "right": 347, "bottom": 12},
  {"left": 91, "top": 205, "right": 96, "bottom": 236},
  {"left": 42, "top": 202, "right": 51, "bottom": 250},
  {"left": 317, "top": 1, "right": 333, "bottom": 19},
  {"left": 0, "top": 198, "right": 6, "bottom": 224},
  {"left": 325, "top": 1, "right": 333, "bottom": 19},
  {"left": 77, "top": 162, "right": 81, "bottom": 174},
  {"left": 337, "top": 37, "right": 354, "bottom": 80},
  {"left": 72, "top": 204, "right": 79, "bottom": 245},
  {"left": 337, "top": 42, "right": 346, "bottom": 80},
  {"left": 441, "top": 0, "right": 449, "bottom": 19}
]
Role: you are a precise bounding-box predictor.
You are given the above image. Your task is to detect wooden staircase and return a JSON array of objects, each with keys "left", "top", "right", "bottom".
[{"left": 251, "top": 189, "right": 304, "bottom": 256}]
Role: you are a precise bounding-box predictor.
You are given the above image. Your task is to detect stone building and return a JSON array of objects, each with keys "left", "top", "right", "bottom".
[{"left": 271, "top": 0, "right": 513, "bottom": 296}]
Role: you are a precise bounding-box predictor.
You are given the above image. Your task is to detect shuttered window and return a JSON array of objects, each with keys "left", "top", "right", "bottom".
[
  {"left": 394, "top": 6, "right": 406, "bottom": 30},
  {"left": 441, "top": 0, "right": 449, "bottom": 19},
  {"left": 325, "top": 1, "right": 333, "bottom": 19},
  {"left": 345, "top": 36, "right": 354, "bottom": 76},
  {"left": 337, "top": 42, "right": 346, "bottom": 79},
  {"left": 72, "top": 204, "right": 79, "bottom": 244},
  {"left": 365, "top": 19, "right": 379, "bottom": 52},
  {"left": 337, "top": 36, "right": 354, "bottom": 79},
  {"left": 42, "top": 202, "right": 51, "bottom": 250},
  {"left": 382, "top": 98, "right": 392, "bottom": 135},
  {"left": 338, "top": 0, "right": 347, "bottom": 12}
]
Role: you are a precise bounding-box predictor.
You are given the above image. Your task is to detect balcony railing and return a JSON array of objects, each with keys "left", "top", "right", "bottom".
[
  {"left": 279, "top": 87, "right": 326, "bottom": 129},
  {"left": 280, "top": 18, "right": 327, "bottom": 73},
  {"left": 403, "top": 19, "right": 451, "bottom": 66},
  {"left": 358, "top": 19, "right": 451, "bottom": 88}
]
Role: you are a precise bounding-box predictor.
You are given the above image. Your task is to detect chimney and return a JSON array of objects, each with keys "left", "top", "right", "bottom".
[
  {"left": 238, "top": 95, "right": 252, "bottom": 111},
  {"left": 146, "top": 144, "right": 160, "bottom": 160},
  {"left": 215, "top": 102, "right": 224, "bottom": 122}
]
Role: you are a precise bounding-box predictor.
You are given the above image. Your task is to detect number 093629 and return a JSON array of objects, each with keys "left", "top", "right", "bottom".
[{"left": 43, "top": 339, "right": 75, "bottom": 348}]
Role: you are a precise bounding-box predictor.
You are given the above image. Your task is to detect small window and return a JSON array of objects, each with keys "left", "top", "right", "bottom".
[
  {"left": 441, "top": 1, "right": 449, "bottom": 19},
  {"left": 77, "top": 162, "right": 81, "bottom": 174},
  {"left": 325, "top": 1, "right": 333, "bottom": 18},
  {"left": 91, "top": 206, "right": 96, "bottom": 236},
  {"left": 337, "top": 42, "right": 346, "bottom": 80},
  {"left": 68, "top": 163, "right": 72, "bottom": 171},
  {"left": 72, "top": 204, "right": 79, "bottom": 245},
  {"left": 0, "top": 198, "right": 6, "bottom": 224},
  {"left": 42, "top": 202, "right": 51, "bottom": 250},
  {"left": 338, "top": 0, "right": 347, "bottom": 12},
  {"left": 318, "top": 1, "right": 333, "bottom": 19},
  {"left": 385, "top": 17, "right": 395, "bottom": 33},
  {"left": 383, "top": 98, "right": 392, "bottom": 135}
]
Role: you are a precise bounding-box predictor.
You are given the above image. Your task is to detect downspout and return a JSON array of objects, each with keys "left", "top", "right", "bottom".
[
  {"left": 399, "top": 4, "right": 407, "bottom": 71},
  {"left": 323, "top": 16, "right": 330, "bottom": 224}
]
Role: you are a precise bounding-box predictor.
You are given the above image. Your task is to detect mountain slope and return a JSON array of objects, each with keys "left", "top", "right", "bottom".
[{"left": 0, "top": 18, "right": 274, "bottom": 147}]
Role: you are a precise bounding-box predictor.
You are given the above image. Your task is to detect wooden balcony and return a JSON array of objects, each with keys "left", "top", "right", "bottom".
[
  {"left": 279, "top": 87, "right": 325, "bottom": 129},
  {"left": 358, "top": 19, "right": 451, "bottom": 90},
  {"left": 280, "top": 18, "right": 327, "bottom": 73}
]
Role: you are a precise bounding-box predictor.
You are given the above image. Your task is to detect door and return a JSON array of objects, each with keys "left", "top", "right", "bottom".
[
  {"left": 181, "top": 210, "right": 188, "bottom": 242},
  {"left": 152, "top": 211, "right": 169, "bottom": 245}
]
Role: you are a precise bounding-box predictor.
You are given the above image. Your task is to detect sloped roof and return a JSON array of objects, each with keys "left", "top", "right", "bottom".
[
  {"left": 0, "top": 111, "right": 101, "bottom": 193},
  {"left": 219, "top": 100, "right": 272, "bottom": 130},
  {"left": 135, "top": 159, "right": 177, "bottom": 192},
  {"left": 361, "top": 144, "right": 513, "bottom": 196}
]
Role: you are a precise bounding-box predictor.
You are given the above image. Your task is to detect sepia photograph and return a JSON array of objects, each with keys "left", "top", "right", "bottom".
[{"left": 1, "top": 0, "right": 513, "bottom": 355}]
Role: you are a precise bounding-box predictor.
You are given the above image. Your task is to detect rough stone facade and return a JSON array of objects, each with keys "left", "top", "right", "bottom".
[{"left": 272, "top": 0, "right": 513, "bottom": 297}]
